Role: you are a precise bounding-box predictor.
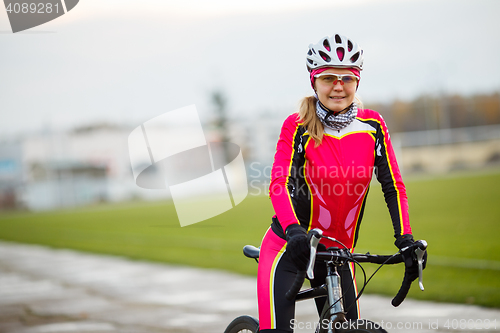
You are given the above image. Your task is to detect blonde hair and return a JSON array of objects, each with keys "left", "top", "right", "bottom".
[{"left": 298, "top": 95, "right": 364, "bottom": 147}]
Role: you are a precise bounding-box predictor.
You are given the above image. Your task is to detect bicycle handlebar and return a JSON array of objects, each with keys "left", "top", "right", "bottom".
[
  {"left": 391, "top": 270, "right": 413, "bottom": 307},
  {"left": 285, "top": 228, "right": 428, "bottom": 307},
  {"left": 391, "top": 240, "right": 427, "bottom": 307},
  {"left": 285, "top": 270, "right": 307, "bottom": 301},
  {"left": 285, "top": 229, "right": 322, "bottom": 301}
]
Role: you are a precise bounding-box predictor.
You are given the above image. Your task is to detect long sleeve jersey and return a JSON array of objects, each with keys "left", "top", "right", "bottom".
[{"left": 269, "top": 109, "right": 411, "bottom": 250}]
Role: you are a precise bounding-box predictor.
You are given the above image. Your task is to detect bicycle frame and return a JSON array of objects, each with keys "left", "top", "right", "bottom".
[
  {"left": 238, "top": 229, "right": 427, "bottom": 333},
  {"left": 294, "top": 255, "right": 360, "bottom": 333},
  {"left": 290, "top": 229, "right": 427, "bottom": 333}
]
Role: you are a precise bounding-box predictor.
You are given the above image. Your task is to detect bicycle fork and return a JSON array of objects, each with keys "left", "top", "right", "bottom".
[{"left": 325, "top": 263, "right": 346, "bottom": 332}]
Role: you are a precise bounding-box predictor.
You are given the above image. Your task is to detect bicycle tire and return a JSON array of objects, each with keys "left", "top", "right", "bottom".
[
  {"left": 224, "top": 315, "right": 259, "bottom": 333},
  {"left": 335, "top": 319, "right": 387, "bottom": 333}
]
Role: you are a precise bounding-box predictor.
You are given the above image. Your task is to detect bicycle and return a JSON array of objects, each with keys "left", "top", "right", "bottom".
[{"left": 224, "top": 228, "right": 427, "bottom": 333}]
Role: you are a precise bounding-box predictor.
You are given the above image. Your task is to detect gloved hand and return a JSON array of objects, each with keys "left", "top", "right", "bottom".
[
  {"left": 395, "top": 234, "right": 427, "bottom": 282},
  {"left": 285, "top": 224, "right": 310, "bottom": 271}
]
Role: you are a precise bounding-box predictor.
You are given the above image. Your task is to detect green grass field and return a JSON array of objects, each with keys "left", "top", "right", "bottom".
[{"left": 0, "top": 171, "right": 499, "bottom": 307}]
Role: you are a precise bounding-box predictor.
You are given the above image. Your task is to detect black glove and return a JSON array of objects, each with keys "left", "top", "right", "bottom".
[
  {"left": 285, "top": 224, "right": 310, "bottom": 271},
  {"left": 395, "top": 234, "right": 427, "bottom": 282}
]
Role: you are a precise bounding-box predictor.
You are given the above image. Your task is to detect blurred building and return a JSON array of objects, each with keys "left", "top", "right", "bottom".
[
  {"left": 392, "top": 124, "right": 500, "bottom": 174},
  {"left": 0, "top": 124, "right": 154, "bottom": 211}
]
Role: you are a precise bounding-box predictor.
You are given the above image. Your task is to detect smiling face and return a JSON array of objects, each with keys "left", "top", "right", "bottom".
[{"left": 314, "top": 68, "right": 358, "bottom": 113}]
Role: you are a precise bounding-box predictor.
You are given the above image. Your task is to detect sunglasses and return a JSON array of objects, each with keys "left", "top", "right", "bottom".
[{"left": 314, "top": 73, "right": 359, "bottom": 86}]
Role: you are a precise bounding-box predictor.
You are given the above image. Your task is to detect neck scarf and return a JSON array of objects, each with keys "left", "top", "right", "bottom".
[{"left": 316, "top": 100, "right": 358, "bottom": 130}]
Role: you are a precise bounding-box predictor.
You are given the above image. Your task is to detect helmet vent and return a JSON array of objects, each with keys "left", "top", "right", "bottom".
[
  {"left": 335, "top": 34, "right": 342, "bottom": 44},
  {"left": 307, "top": 59, "right": 314, "bottom": 64},
  {"left": 347, "top": 40, "right": 353, "bottom": 52},
  {"left": 336, "top": 47, "right": 345, "bottom": 61},
  {"left": 350, "top": 52, "right": 360, "bottom": 63},
  {"left": 323, "top": 39, "right": 331, "bottom": 52},
  {"left": 307, "top": 49, "right": 313, "bottom": 56},
  {"left": 319, "top": 51, "right": 331, "bottom": 62}
]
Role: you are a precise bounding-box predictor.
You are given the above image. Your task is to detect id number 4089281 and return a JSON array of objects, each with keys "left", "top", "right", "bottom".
[
  {"left": 6, "top": 3, "right": 61, "bottom": 14},
  {"left": 443, "top": 319, "right": 496, "bottom": 330}
]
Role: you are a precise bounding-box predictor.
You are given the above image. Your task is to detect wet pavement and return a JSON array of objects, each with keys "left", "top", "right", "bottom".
[{"left": 0, "top": 241, "right": 498, "bottom": 333}]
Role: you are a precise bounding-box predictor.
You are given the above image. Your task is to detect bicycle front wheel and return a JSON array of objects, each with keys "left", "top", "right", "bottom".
[{"left": 224, "top": 315, "right": 259, "bottom": 333}]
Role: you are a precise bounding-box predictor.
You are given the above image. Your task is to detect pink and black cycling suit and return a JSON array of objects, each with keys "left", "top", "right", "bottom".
[{"left": 257, "top": 108, "right": 412, "bottom": 332}]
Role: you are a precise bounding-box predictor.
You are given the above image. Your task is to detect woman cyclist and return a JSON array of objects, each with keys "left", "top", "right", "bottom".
[{"left": 257, "top": 34, "right": 421, "bottom": 333}]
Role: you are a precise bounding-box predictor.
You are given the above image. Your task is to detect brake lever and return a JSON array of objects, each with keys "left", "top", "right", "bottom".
[
  {"left": 307, "top": 229, "right": 323, "bottom": 279},
  {"left": 415, "top": 240, "right": 427, "bottom": 291}
]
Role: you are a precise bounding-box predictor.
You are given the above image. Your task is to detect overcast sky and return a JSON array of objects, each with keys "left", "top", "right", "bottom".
[{"left": 1, "top": 0, "right": 499, "bottom": 137}]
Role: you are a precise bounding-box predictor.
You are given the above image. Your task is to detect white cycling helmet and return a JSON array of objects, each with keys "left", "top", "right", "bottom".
[{"left": 306, "top": 34, "right": 364, "bottom": 71}]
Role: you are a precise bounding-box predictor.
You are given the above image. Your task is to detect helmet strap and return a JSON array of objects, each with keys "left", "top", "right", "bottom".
[{"left": 318, "top": 100, "right": 352, "bottom": 117}]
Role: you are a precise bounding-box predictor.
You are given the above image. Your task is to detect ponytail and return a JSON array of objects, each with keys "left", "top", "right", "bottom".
[{"left": 298, "top": 96, "right": 324, "bottom": 147}]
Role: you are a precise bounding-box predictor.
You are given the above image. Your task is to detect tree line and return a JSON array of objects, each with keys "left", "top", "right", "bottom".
[{"left": 366, "top": 92, "right": 500, "bottom": 132}]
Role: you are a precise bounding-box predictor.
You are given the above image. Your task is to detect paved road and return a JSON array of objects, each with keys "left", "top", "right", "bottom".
[{"left": 0, "top": 241, "right": 498, "bottom": 333}]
